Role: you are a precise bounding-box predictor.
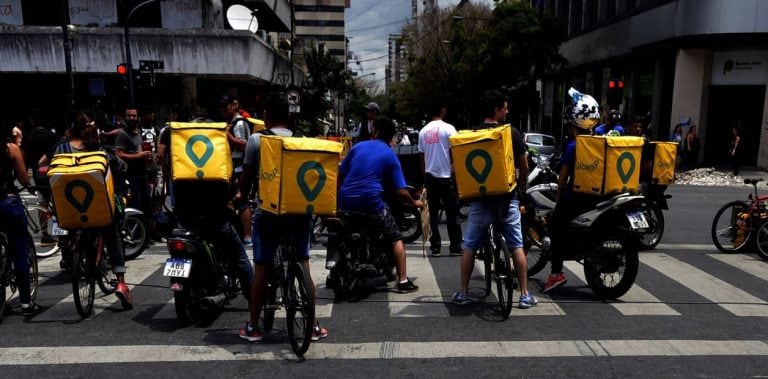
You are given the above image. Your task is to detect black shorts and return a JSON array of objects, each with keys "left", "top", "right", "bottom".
[{"left": 370, "top": 206, "right": 402, "bottom": 244}]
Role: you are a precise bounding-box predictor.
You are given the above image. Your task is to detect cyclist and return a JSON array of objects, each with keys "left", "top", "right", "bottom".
[
  {"left": 237, "top": 92, "right": 327, "bottom": 342},
  {"left": 542, "top": 91, "right": 600, "bottom": 294},
  {"left": 451, "top": 90, "right": 537, "bottom": 309},
  {"left": 327, "top": 117, "right": 422, "bottom": 294},
  {"left": 1, "top": 121, "right": 37, "bottom": 314},
  {"left": 40, "top": 113, "right": 134, "bottom": 309}
]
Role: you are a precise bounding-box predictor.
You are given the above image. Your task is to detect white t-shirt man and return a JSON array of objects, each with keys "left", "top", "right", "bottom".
[{"left": 418, "top": 119, "right": 457, "bottom": 179}]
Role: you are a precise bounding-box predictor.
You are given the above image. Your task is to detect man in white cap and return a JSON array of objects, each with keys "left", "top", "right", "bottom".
[{"left": 356, "top": 102, "right": 379, "bottom": 143}]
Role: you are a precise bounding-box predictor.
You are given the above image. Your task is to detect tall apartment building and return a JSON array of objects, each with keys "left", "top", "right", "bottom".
[
  {"left": 0, "top": 0, "right": 299, "bottom": 128},
  {"left": 293, "top": 0, "right": 349, "bottom": 62},
  {"left": 386, "top": 34, "right": 407, "bottom": 90},
  {"left": 533, "top": 0, "right": 768, "bottom": 168}
]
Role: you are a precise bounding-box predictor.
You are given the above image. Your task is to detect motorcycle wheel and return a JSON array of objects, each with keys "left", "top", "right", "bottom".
[
  {"left": 583, "top": 236, "right": 639, "bottom": 299},
  {"left": 330, "top": 255, "right": 357, "bottom": 301},
  {"left": 71, "top": 244, "right": 95, "bottom": 318},
  {"left": 639, "top": 206, "right": 664, "bottom": 250},
  {"left": 711, "top": 201, "right": 752, "bottom": 253},
  {"left": 262, "top": 281, "right": 278, "bottom": 332},
  {"left": 398, "top": 207, "right": 422, "bottom": 244},
  {"left": 96, "top": 238, "right": 117, "bottom": 295},
  {"left": 286, "top": 263, "right": 315, "bottom": 357},
  {"left": 753, "top": 221, "right": 768, "bottom": 261},
  {"left": 174, "top": 285, "right": 201, "bottom": 326},
  {"left": 123, "top": 215, "right": 149, "bottom": 261}
]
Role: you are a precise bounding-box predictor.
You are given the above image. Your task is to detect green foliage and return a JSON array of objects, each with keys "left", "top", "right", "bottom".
[
  {"left": 300, "top": 47, "right": 355, "bottom": 136},
  {"left": 396, "top": 1, "right": 566, "bottom": 129}
]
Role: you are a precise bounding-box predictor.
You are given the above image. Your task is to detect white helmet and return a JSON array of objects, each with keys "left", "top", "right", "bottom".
[{"left": 566, "top": 87, "right": 600, "bottom": 130}]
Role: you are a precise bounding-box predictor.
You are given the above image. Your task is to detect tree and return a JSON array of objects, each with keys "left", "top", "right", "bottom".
[{"left": 301, "top": 47, "right": 355, "bottom": 136}]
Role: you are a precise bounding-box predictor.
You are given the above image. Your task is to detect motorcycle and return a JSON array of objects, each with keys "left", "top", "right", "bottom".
[
  {"left": 637, "top": 183, "right": 670, "bottom": 250},
  {"left": 520, "top": 182, "right": 558, "bottom": 276},
  {"left": 324, "top": 211, "right": 397, "bottom": 301},
  {"left": 163, "top": 227, "right": 242, "bottom": 326},
  {"left": 386, "top": 185, "right": 422, "bottom": 244},
  {"left": 526, "top": 150, "right": 560, "bottom": 187}
]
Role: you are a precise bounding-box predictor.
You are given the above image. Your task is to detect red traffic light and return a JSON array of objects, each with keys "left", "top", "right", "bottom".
[
  {"left": 617, "top": 80, "right": 624, "bottom": 89},
  {"left": 608, "top": 80, "right": 615, "bottom": 89},
  {"left": 116, "top": 63, "right": 128, "bottom": 75},
  {"left": 608, "top": 79, "right": 624, "bottom": 89}
]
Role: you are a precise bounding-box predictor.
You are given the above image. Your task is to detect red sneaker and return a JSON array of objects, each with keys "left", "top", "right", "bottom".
[
  {"left": 541, "top": 273, "right": 567, "bottom": 294},
  {"left": 311, "top": 325, "right": 329, "bottom": 341},
  {"left": 239, "top": 322, "right": 263, "bottom": 342},
  {"left": 115, "top": 282, "right": 134, "bottom": 310}
]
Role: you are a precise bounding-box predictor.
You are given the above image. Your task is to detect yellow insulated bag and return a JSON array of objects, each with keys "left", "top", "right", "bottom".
[
  {"left": 170, "top": 122, "right": 232, "bottom": 182},
  {"left": 449, "top": 125, "right": 516, "bottom": 200},
  {"left": 650, "top": 141, "right": 677, "bottom": 185},
  {"left": 573, "top": 135, "right": 644, "bottom": 195},
  {"left": 259, "top": 136, "right": 343, "bottom": 216},
  {"left": 47, "top": 152, "right": 115, "bottom": 229}
]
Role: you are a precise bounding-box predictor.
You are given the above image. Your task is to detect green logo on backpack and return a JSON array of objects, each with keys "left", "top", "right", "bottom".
[
  {"left": 185, "top": 135, "right": 214, "bottom": 179},
  {"left": 616, "top": 152, "right": 636, "bottom": 191},
  {"left": 466, "top": 149, "right": 493, "bottom": 194},
  {"left": 65, "top": 179, "right": 94, "bottom": 223},
  {"left": 297, "top": 161, "right": 326, "bottom": 214}
]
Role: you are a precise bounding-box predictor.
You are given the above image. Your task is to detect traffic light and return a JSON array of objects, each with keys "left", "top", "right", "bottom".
[
  {"left": 116, "top": 63, "right": 128, "bottom": 76},
  {"left": 607, "top": 79, "right": 624, "bottom": 108}
]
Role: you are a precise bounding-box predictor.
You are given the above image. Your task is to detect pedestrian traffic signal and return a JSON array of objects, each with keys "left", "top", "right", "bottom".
[
  {"left": 117, "top": 63, "right": 128, "bottom": 76},
  {"left": 607, "top": 79, "right": 624, "bottom": 108}
]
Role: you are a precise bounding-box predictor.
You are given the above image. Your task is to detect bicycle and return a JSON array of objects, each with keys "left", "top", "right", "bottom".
[
  {"left": 261, "top": 229, "right": 316, "bottom": 357},
  {"left": 64, "top": 229, "right": 117, "bottom": 318},
  {"left": 0, "top": 227, "right": 39, "bottom": 321},
  {"left": 711, "top": 178, "right": 768, "bottom": 253},
  {"left": 22, "top": 186, "right": 61, "bottom": 258},
  {"left": 476, "top": 207, "right": 517, "bottom": 320}
]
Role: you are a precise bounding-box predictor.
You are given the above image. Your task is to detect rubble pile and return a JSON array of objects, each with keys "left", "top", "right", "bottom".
[{"left": 675, "top": 168, "right": 746, "bottom": 186}]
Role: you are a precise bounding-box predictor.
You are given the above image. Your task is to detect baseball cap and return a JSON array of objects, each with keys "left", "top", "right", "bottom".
[
  {"left": 218, "top": 95, "right": 237, "bottom": 105},
  {"left": 364, "top": 102, "right": 380, "bottom": 112}
]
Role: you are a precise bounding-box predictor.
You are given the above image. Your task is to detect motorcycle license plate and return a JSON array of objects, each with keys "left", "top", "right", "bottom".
[
  {"left": 49, "top": 218, "right": 68, "bottom": 236},
  {"left": 627, "top": 211, "right": 649, "bottom": 230},
  {"left": 163, "top": 258, "right": 192, "bottom": 278}
]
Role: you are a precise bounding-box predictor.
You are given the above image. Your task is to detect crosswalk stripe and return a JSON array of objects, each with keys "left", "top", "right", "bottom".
[
  {"left": 31, "top": 255, "right": 167, "bottom": 322},
  {"left": 388, "top": 249, "right": 450, "bottom": 317},
  {"left": 643, "top": 252, "right": 768, "bottom": 317},
  {"left": 0, "top": 340, "right": 766, "bottom": 363},
  {"left": 707, "top": 253, "right": 768, "bottom": 282},
  {"left": 307, "top": 253, "right": 334, "bottom": 319},
  {"left": 562, "top": 261, "right": 680, "bottom": 316}
]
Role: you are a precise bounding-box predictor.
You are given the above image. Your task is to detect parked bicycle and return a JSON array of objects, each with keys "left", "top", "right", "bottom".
[
  {"left": 262, "top": 228, "right": 316, "bottom": 357},
  {"left": 22, "top": 187, "right": 60, "bottom": 258},
  {"left": 711, "top": 178, "right": 768, "bottom": 254}
]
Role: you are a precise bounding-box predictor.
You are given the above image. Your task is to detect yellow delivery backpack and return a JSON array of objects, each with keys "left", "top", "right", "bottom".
[
  {"left": 650, "top": 141, "right": 677, "bottom": 185},
  {"left": 573, "top": 135, "right": 644, "bottom": 195},
  {"left": 169, "top": 122, "right": 232, "bottom": 182},
  {"left": 449, "top": 124, "right": 516, "bottom": 200},
  {"left": 247, "top": 117, "right": 266, "bottom": 134},
  {"left": 259, "top": 136, "right": 343, "bottom": 216},
  {"left": 47, "top": 152, "right": 115, "bottom": 229}
]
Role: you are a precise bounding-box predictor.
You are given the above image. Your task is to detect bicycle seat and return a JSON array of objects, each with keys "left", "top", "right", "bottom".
[{"left": 744, "top": 178, "right": 763, "bottom": 185}]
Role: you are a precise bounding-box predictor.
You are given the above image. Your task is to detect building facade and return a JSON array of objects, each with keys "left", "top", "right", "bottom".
[
  {"left": 536, "top": 0, "right": 768, "bottom": 168},
  {"left": 294, "top": 0, "right": 349, "bottom": 62},
  {"left": 0, "top": 0, "right": 300, "bottom": 129}
]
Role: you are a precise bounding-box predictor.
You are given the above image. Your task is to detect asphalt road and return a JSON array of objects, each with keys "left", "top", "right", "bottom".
[{"left": 1, "top": 184, "right": 767, "bottom": 378}]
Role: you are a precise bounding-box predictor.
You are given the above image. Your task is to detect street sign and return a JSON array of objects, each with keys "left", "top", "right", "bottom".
[
  {"left": 289, "top": 104, "right": 300, "bottom": 114},
  {"left": 139, "top": 60, "right": 164, "bottom": 72},
  {"left": 287, "top": 90, "right": 300, "bottom": 105}
]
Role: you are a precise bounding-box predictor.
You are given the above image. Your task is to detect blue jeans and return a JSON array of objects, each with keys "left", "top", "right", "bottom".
[
  {"left": 0, "top": 195, "right": 32, "bottom": 304},
  {"left": 462, "top": 199, "right": 523, "bottom": 251}
]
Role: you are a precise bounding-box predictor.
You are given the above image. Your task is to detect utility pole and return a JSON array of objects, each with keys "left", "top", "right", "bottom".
[
  {"left": 61, "top": 0, "right": 75, "bottom": 125},
  {"left": 124, "top": 0, "right": 161, "bottom": 105}
]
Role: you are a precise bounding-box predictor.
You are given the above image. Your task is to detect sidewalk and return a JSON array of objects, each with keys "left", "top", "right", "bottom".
[{"left": 676, "top": 166, "right": 768, "bottom": 187}]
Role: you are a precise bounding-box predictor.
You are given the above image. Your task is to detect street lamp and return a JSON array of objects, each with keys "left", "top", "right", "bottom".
[{"left": 124, "top": 0, "right": 163, "bottom": 105}]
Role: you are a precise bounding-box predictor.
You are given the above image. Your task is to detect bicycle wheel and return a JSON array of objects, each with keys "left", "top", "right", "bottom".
[
  {"left": 711, "top": 201, "right": 751, "bottom": 253},
  {"left": 26, "top": 232, "right": 39, "bottom": 302},
  {"left": 96, "top": 237, "right": 117, "bottom": 295},
  {"left": 493, "top": 239, "right": 515, "bottom": 319},
  {"left": 286, "top": 263, "right": 315, "bottom": 357},
  {"left": 754, "top": 220, "right": 768, "bottom": 261},
  {"left": 71, "top": 240, "right": 95, "bottom": 318},
  {"left": 26, "top": 205, "right": 60, "bottom": 258}
]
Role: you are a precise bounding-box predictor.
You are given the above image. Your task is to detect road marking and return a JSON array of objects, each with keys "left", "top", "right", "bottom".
[
  {"left": 655, "top": 243, "right": 715, "bottom": 251},
  {"left": 707, "top": 253, "right": 768, "bottom": 281},
  {"left": 0, "top": 340, "right": 766, "bottom": 363},
  {"left": 562, "top": 261, "right": 680, "bottom": 316},
  {"left": 31, "top": 255, "right": 166, "bottom": 322},
  {"left": 388, "top": 250, "right": 450, "bottom": 317},
  {"left": 643, "top": 252, "right": 768, "bottom": 317}
]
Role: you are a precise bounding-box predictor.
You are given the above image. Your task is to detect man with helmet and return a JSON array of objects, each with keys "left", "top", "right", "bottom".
[
  {"left": 542, "top": 88, "right": 601, "bottom": 293},
  {"left": 594, "top": 109, "right": 624, "bottom": 136}
]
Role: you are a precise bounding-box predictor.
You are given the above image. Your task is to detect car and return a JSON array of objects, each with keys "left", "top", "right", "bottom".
[{"left": 524, "top": 132, "right": 557, "bottom": 156}]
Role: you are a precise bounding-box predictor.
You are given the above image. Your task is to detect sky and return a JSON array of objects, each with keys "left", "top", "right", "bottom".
[{"left": 345, "top": 0, "right": 496, "bottom": 92}]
